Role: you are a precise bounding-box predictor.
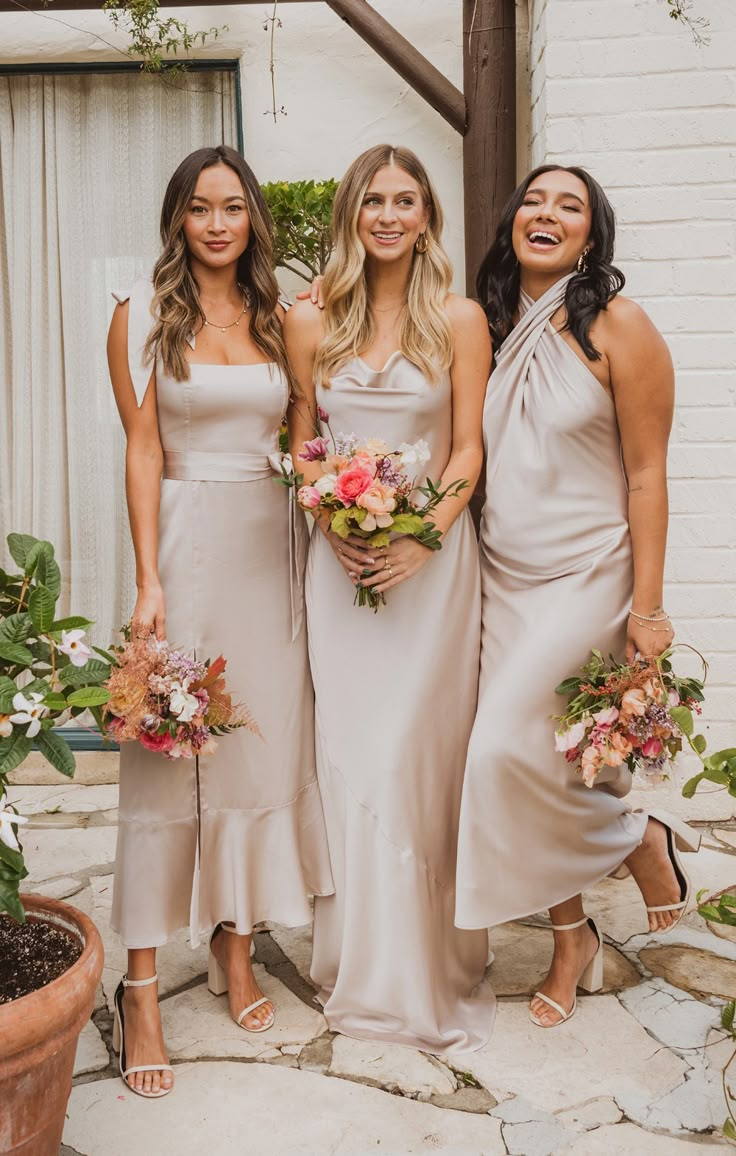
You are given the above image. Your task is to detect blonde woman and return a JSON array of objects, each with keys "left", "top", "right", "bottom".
[
  {"left": 108, "top": 146, "right": 332, "bottom": 1098},
  {"left": 285, "top": 145, "right": 494, "bottom": 1054}
]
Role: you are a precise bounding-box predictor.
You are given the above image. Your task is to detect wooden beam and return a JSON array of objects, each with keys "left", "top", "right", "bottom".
[
  {"left": 462, "top": 0, "right": 516, "bottom": 297},
  {"left": 324, "top": 0, "right": 465, "bottom": 135}
]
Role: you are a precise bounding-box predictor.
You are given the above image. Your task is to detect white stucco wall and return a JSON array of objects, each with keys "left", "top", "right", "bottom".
[
  {"left": 0, "top": 2, "right": 465, "bottom": 294},
  {"left": 530, "top": 0, "right": 736, "bottom": 753}
]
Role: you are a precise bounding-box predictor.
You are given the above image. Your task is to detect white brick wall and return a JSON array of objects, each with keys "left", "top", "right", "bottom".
[{"left": 530, "top": 0, "right": 736, "bottom": 750}]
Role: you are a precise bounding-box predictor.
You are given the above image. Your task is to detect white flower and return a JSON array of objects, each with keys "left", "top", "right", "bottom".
[
  {"left": 398, "top": 439, "right": 431, "bottom": 467},
  {"left": 314, "top": 472, "right": 337, "bottom": 496},
  {"left": 281, "top": 453, "right": 294, "bottom": 475},
  {"left": 554, "top": 720, "right": 588, "bottom": 753},
  {"left": 0, "top": 716, "right": 12, "bottom": 738},
  {"left": 57, "top": 629, "right": 92, "bottom": 668},
  {"left": 10, "top": 692, "right": 49, "bottom": 739},
  {"left": 169, "top": 682, "right": 200, "bottom": 723},
  {"left": 0, "top": 791, "right": 28, "bottom": 852}
]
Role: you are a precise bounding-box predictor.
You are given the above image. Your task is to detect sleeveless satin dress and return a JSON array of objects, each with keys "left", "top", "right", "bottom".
[
  {"left": 307, "top": 351, "right": 494, "bottom": 1055},
  {"left": 456, "top": 275, "right": 648, "bottom": 929},
  {"left": 110, "top": 278, "right": 333, "bottom": 948}
]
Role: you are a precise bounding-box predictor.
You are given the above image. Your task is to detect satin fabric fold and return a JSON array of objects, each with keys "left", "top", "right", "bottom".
[
  {"left": 307, "top": 353, "right": 494, "bottom": 1056},
  {"left": 110, "top": 281, "right": 332, "bottom": 948},
  {"left": 455, "top": 277, "right": 648, "bottom": 930}
]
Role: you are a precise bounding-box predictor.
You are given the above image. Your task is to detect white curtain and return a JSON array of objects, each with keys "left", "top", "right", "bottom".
[{"left": 0, "top": 68, "right": 238, "bottom": 647}]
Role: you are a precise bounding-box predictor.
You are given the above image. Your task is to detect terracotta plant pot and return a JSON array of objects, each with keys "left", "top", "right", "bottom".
[{"left": 0, "top": 895, "right": 104, "bottom": 1156}]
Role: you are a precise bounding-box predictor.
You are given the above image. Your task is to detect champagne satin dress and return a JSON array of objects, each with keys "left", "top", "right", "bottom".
[
  {"left": 110, "top": 278, "right": 333, "bottom": 949},
  {"left": 456, "top": 275, "right": 648, "bottom": 929},
  {"left": 307, "top": 352, "right": 494, "bottom": 1055}
]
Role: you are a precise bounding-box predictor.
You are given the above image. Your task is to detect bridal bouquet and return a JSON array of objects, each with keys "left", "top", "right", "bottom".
[
  {"left": 288, "top": 407, "right": 467, "bottom": 610},
  {"left": 553, "top": 648, "right": 707, "bottom": 787},
  {"left": 103, "top": 631, "right": 260, "bottom": 759}
]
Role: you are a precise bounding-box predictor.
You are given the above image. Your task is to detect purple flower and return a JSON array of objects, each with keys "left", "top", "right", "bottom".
[{"left": 298, "top": 436, "right": 330, "bottom": 462}]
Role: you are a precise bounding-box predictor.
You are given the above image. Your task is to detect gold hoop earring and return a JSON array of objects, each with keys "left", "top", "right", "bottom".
[
  {"left": 415, "top": 233, "right": 428, "bottom": 254},
  {"left": 577, "top": 248, "right": 590, "bottom": 273}
]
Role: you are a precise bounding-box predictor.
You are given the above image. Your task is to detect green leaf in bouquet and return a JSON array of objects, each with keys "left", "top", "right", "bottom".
[
  {"left": 34, "top": 728, "right": 76, "bottom": 778},
  {"left": 703, "top": 766, "right": 731, "bottom": 787},
  {"left": 28, "top": 584, "right": 56, "bottom": 634},
  {"left": 59, "top": 658, "right": 111, "bottom": 687},
  {"left": 50, "top": 616, "right": 93, "bottom": 632},
  {"left": 0, "top": 613, "right": 32, "bottom": 645},
  {"left": 692, "top": 734, "right": 707, "bottom": 755},
  {"left": 0, "top": 732, "right": 33, "bottom": 776},
  {"left": 681, "top": 770, "right": 705, "bottom": 798},
  {"left": 390, "top": 513, "right": 425, "bottom": 536},
  {"left": 7, "top": 532, "right": 40, "bottom": 570},
  {"left": 555, "top": 677, "right": 582, "bottom": 696},
  {"left": 0, "top": 640, "right": 34, "bottom": 665},
  {"left": 33, "top": 550, "right": 61, "bottom": 600},
  {"left": 670, "top": 705, "right": 694, "bottom": 737},
  {"left": 66, "top": 686, "right": 111, "bottom": 708},
  {"left": 329, "top": 508, "right": 357, "bottom": 540}
]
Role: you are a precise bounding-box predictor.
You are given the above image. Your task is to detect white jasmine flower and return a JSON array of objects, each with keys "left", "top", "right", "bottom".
[
  {"left": 0, "top": 792, "right": 28, "bottom": 852},
  {"left": 57, "top": 629, "right": 92, "bottom": 668},
  {"left": 10, "top": 692, "right": 48, "bottom": 739},
  {"left": 398, "top": 439, "right": 431, "bottom": 467}
]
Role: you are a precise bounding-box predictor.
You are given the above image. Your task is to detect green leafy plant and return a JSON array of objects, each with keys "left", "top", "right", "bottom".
[
  {"left": 262, "top": 179, "right": 338, "bottom": 282},
  {"left": 0, "top": 534, "right": 111, "bottom": 922},
  {"left": 694, "top": 897, "right": 736, "bottom": 1142},
  {"left": 101, "top": 0, "right": 224, "bottom": 72}
]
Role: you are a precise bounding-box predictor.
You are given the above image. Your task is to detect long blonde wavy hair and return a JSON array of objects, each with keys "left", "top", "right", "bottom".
[
  {"left": 314, "top": 145, "right": 454, "bottom": 388},
  {"left": 144, "top": 145, "right": 291, "bottom": 386}
]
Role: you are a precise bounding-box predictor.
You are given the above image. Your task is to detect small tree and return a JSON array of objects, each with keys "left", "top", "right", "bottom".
[{"left": 262, "top": 179, "right": 338, "bottom": 283}]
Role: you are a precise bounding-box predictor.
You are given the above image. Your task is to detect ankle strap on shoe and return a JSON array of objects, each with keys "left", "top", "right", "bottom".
[
  {"left": 550, "top": 917, "right": 590, "bottom": 931},
  {"left": 122, "top": 972, "right": 159, "bottom": 988}
]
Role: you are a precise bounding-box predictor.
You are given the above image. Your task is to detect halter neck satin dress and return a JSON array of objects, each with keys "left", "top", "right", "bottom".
[
  {"left": 456, "top": 275, "right": 648, "bottom": 929},
  {"left": 307, "top": 351, "right": 494, "bottom": 1055},
  {"left": 110, "top": 278, "right": 333, "bottom": 949}
]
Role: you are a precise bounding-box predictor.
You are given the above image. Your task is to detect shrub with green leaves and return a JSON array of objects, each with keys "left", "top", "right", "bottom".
[
  {"left": 262, "top": 179, "right": 338, "bottom": 282},
  {"left": 0, "top": 533, "right": 111, "bottom": 921}
]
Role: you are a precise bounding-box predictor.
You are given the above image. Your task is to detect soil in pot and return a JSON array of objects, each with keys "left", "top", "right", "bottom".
[{"left": 0, "top": 914, "right": 82, "bottom": 1004}]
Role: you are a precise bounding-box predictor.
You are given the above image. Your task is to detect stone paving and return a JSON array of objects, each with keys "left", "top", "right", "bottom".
[{"left": 7, "top": 757, "right": 736, "bottom": 1155}]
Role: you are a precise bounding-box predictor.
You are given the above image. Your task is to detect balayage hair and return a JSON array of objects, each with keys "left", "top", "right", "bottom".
[
  {"left": 144, "top": 145, "right": 291, "bottom": 386},
  {"left": 476, "top": 164, "right": 626, "bottom": 361},
  {"left": 314, "top": 145, "right": 454, "bottom": 388}
]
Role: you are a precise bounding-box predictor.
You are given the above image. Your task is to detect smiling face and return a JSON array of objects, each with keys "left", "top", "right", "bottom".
[
  {"left": 182, "top": 163, "right": 251, "bottom": 272},
  {"left": 512, "top": 169, "right": 592, "bottom": 278},
  {"left": 357, "top": 164, "right": 430, "bottom": 264}
]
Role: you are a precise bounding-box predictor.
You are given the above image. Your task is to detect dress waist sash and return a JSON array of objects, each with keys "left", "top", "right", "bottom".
[{"left": 163, "top": 450, "right": 273, "bottom": 483}]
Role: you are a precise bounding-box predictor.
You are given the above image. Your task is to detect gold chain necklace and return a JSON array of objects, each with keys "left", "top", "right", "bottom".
[{"left": 202, "top": 290, "right": 248, "bottom": 333}]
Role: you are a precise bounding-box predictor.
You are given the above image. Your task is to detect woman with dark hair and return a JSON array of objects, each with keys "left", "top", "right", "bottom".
[
  {"left": 108, "top": 145, "right": 332, "bottom": 1097},
  {"left": 455, "top": 165, "right": 700, "bottom": 1028}
]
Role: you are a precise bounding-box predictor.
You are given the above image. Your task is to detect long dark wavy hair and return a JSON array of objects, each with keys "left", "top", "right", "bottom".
[
  {"left": 476, "top": 165, "right": 625, "bottom": 361},
  {"left": 145, "top": 145, "right": 291, "bottom": 386}
]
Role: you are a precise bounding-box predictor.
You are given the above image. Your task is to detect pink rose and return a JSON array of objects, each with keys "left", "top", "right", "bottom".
[
  {"left": 298, "top": 436, "right": 330, "bottom": 462},
  {"left": 297, "top": 485, "right": 322, "bottom": 510},
  {"left": 350, "top": 451, "right": 378, "bottom": 476},
  {"left": 139, "top": 729, "right": 174, "bottom": 754},
  {"left": 620, "top": 689, "right": 648, "bottom": 718},
  {"left": 642, "top": 738, "right": 664, "bottom": 758},
  {"left": 356, "top": 481, "right": 397, "bottom": 530},
  {"left": 334, "top": 464, "right": 374, "bottom": 506},
  {"left": 581, "top": 745, "right": 603, "bottom": 787}
]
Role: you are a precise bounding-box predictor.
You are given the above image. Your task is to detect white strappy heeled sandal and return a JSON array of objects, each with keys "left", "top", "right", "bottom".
[
  {"left": 529, "top": 916, "right": 603, "bottom": 1028},
  {"left": 112, "top": 972, "right": 174, "bottom": 1098},
  {"left": 644, "top": 809, "right": 701, "bottom": 932},
  {"left": 208, "top": 924, "right": 276, "bottom": 1033}
]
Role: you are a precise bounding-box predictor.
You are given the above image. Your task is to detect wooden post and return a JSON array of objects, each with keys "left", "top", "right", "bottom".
[{"left": 463, "top": 0, "right": 516, "bottom": 297}]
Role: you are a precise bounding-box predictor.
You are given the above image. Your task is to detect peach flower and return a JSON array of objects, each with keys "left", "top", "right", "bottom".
[
  {"left": 581, "top": 745, "right": 603, "bottom": 787},
  {"left": 620, "top": 688, "right": 648, "bottom": 718},
  {"left": 356, "top": 481, "right": 397, "bottom": 530}
]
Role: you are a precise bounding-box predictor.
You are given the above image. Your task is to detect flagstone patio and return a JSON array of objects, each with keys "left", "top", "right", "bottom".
[{"left": 8, "top": 755, "right": 736, "bottom": 1155}]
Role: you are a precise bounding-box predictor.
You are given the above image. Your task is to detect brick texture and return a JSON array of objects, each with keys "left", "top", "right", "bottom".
[{"left": 530, "top": 0, "right": 736, "bottom": 736}]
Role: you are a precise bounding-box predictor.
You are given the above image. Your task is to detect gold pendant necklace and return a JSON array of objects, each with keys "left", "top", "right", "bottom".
[{"left": 202, "top": 290, "right": 248, "bottom": 333}]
